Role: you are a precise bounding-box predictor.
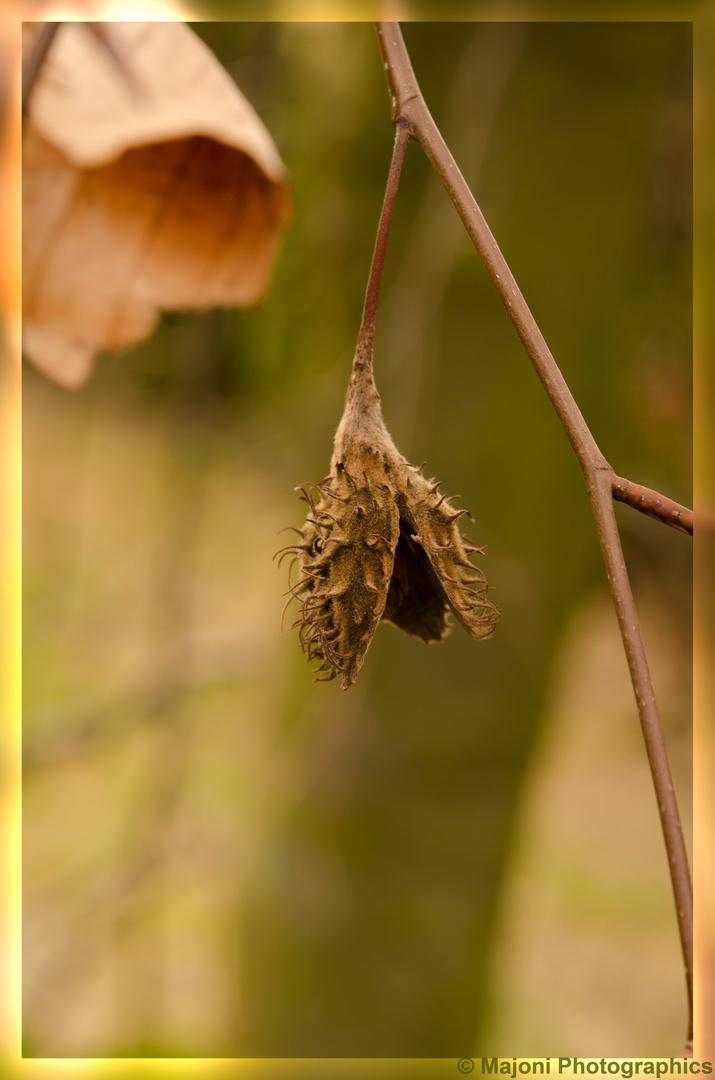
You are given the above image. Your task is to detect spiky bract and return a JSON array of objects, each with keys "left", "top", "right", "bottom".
[{"left": 279, "top": 357, "right": 499, "bottom": 689}]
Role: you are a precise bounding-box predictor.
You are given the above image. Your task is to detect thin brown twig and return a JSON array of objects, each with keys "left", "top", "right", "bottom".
[
  {"left": 356, "top": 121, "right": 411, "bottom": 368},
  {"left": 613, "top": 475, "right": 693, "bottom": 535},
  {"left": 374, "top": 21, "right": 693, "bottom": 1048}
]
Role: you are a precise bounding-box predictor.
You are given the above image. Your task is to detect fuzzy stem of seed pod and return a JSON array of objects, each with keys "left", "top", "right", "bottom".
[
  {"left": 374, "top": 20, "right": 693, "bottom": 1048},
  {"left": 355, "top": 122, "right": 411, "bottom": 370}
]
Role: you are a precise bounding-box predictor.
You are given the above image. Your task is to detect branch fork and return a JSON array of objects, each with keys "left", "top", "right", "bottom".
[{"left": 375, "top": 20, "right": 693, "bottom": 1050}]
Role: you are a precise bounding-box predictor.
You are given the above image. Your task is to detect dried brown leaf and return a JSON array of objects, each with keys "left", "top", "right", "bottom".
[{"left": 22, "top": 22, "right": 291, "bottom": 388}]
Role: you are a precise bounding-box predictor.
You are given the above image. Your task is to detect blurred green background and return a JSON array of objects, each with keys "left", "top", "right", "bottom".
[{"left": 22, "top": 22, "right": 692, "bottom": 1058}]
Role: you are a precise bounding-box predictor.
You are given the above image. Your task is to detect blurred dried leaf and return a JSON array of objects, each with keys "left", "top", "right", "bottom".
[{"left": 22, "top": 21, "right": 291, "bottom": 388}]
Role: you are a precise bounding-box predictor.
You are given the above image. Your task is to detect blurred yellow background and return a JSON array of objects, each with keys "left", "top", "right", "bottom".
[{"left": 22, "top": 22, "right": 692, "bottom": 1057}]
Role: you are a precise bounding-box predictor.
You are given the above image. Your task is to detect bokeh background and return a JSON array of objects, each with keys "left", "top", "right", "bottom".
[{"left": 22, "top": 21, "right": 693, "bottom": 1058}]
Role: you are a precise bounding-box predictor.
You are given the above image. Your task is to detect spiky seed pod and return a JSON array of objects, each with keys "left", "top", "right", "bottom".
[{"left": 279, "top": 350, "right": 500, "bottom": 690}]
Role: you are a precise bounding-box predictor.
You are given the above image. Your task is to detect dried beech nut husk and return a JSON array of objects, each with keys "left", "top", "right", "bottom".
[{"left": 279, "top": 349, "right": 500, "bottom": 689}]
